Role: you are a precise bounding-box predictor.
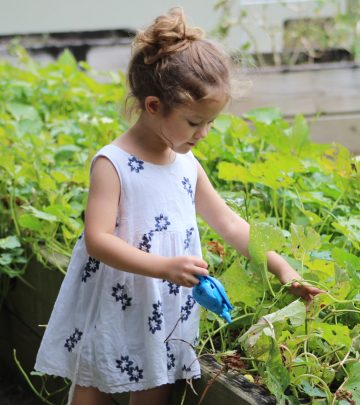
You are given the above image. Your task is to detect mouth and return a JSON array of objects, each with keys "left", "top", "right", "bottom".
[{"left": 187, "top": 142, "right": 196, "bottom": 147}]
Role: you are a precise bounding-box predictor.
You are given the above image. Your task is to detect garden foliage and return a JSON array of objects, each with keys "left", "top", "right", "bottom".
[{"left": 0, "top": 49, "right": 359, "bottom": 404}]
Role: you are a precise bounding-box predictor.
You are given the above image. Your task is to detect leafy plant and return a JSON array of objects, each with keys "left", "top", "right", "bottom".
[
  {"left": 0, "top": 49, "right": 359, "bottom": 404},
  {"left": 0, "top": 46, "right": 128, "bottom": 287},
  {"left": 195, "top": 109, "right": 359, "bottom": 404}
]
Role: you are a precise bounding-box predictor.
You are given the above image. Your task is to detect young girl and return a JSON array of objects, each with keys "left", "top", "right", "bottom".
[{"left": 35, "top": 7, "right": 324, "bottom": 405}]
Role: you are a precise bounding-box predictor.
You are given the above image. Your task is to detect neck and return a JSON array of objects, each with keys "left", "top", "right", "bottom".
[{"left": 127, "top": 113, "right": 171, "bottom": 154}]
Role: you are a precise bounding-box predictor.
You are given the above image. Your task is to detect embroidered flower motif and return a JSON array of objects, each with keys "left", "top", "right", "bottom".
[
  {"left": 137, "top": 216, "right": 170, "bottom": 253},
  {"left": 64, "top": 328, "right": 83, "bottom": 352},
  {"left": 138, "top": 230, "right": 154, "bottom": 253},
  {"left": 162, "top": 280, "right": 180, "bottom": 296},
  {"left": 81, "top": 257, "right": 100, "bottom": 282},
  {"left": 184, "top": 227, "right": 195, "bottom": 249},
  {"left": 180, "top": 295, "right": 196, "bottom": 322},
  {"left": 128, "top": 366, "right": 143, "bottom": 382},
  {"left": 182, "top": 364, "right": 192, "bottom": 372},
  {"left": 111, "top": 283, "right": 132, "bottom": 310},
  {"left": 166, "top": 342, "right": 176, "bottom": 370},
  {"left": 148, "top": 300, "right": 163, "bottom": 334},
  {"left": 154, "top": 214, "right": 170, "bottom": 231},
  {"left": 182, "top": 177, "right": 194, "bottom": 204},
  {"left": 116, "top": 356, "right": 144, "bottom": 383},
  {"left": 116, "top": 355, "right": 133, "bottom": 373},
  {"left": 128, "top": 156, "right": 144, "bottom": 173}
]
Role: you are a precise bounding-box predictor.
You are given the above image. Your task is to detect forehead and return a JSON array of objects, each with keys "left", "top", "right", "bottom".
[{"left": 178, "top": 92, "right": 228, "bottom": 119}]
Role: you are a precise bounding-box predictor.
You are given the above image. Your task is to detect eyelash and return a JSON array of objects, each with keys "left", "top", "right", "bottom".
[{"left": 188, "top": 120, "right": 214, "bottom": 127}]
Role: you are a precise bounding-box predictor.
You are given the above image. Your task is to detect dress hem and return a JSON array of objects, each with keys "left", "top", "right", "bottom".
[{"left": 34, "top": 365, "right": 202, "bottom": 394}]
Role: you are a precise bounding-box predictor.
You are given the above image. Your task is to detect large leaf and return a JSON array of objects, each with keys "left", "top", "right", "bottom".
[
  {"left": 0, "top": 235, "right": 21, "bottom": 249},
  {"left": 219, "top": 259, "right": 263, "bottom": 306},
  {"left": 248, "top": 222, "right": 285, "bottom": 264},
  {"left": 239, "top": 300, "right": 306, "bottom": 346},
  {"left": 244, "top": 107, "right": 282, "bottom": 124},
  {"left": 290, "top": 224, "right": 321, "bottom": 261},
  {"left": 342, "top": 363, "right": 360, "bottom": 403},
  {"left": 311, "top": 322, "right": 352, "bottom": 350}
]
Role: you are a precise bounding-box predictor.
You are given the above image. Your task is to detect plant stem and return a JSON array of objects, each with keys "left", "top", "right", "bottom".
[
  {"left": 13, "top": 349, "right": 56, "bottom": 405},
  {"left": 281, "top": 190, "right": 287, "bottom": 228},
  {"left": 263, "top": 261, "right": 275, "bottom": 297},
  {"left": 198, "top": 313, "right": 254, "bottom": 355},
  {"left": 271, "top": 189, "right": 281, "bottom": 226},
  {"left": 318, "top": 188, "right": 346, "bottom": 234}
]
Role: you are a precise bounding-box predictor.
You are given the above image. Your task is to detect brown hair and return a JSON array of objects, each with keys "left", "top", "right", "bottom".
[{"left": 126, "top": 7, "right": 231, "bottom": 117}]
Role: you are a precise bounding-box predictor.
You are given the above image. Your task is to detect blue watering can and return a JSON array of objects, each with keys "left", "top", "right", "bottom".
[{"left": 193, "top": 275, "right": 233, "bottom": 323}]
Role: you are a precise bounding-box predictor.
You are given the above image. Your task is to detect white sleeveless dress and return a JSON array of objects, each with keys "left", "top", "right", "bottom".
[{"left": 35, "top": 144, "right": 202, "bottom": 394}]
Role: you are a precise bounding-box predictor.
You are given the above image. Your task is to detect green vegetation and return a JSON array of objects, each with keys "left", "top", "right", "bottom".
[
  {"left": 195, "top": 109, "right": 359, "bottom": 404},
  {"left": 0, "top": 49, "right": 359, "bottom": 404}
]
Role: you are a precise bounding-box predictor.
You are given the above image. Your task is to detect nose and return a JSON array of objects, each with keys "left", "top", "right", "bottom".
[{"left": 194, "top": 124, "right": 209, "bottom": 140}]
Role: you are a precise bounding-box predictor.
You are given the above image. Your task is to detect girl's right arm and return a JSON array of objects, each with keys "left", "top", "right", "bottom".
[{"left": 84, "top": 157, "right": 208, "bottom": 287}]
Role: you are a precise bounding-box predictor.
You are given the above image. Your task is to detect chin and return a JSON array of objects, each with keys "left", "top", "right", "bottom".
[{"left": 173, "top": 145, "right": 192, "bottom": 154}]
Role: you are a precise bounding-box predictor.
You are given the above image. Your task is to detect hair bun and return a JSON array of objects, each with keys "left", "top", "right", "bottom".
[{"left": 133, "top": 7, "right": 205, "bottom": 64}]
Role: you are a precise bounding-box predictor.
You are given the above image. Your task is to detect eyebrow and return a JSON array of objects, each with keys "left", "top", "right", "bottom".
[{"left": 189, "top": 114, "right": 218, "bottom": 121}]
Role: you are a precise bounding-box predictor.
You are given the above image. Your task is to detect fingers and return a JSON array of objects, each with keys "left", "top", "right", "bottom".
[
  {"left": 188, "top": 274, "right": 201, "bottom": 286},
  {"left": 195, "top": 258, "right": 209, "bottom": 275},
  {"left": 193, "top": 257, "right": 208, "bottom": 269}
]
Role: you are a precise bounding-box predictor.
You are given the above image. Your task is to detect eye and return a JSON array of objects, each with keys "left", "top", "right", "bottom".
[{"left": 187, "top": 120, "right": 201, "bottom": 127}]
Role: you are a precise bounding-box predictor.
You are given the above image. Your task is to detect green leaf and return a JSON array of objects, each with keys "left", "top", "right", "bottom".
[
  {"left": 300, "top": 380, "right": 327, "bottom": 398},
  {"left": 332, "top": 216, "right": 360, "bottom": 250},
  {"left": 218, "top": 161, "right": 257, "bottom": 183},
  {"left": 23, "top": 206, "right": 58, "bottom": 222},
  {"left": 219, "top": 259, "right": 263, "bottom": 306},
  {"left": 248, "top": 222, "right": 285, "bottom": 264},
  {"left": 343, "top": 363, "right": 360, "bottom": 403},
  {"left": 311, "top": 322, "right": 352, "bottom": 350},
  {"left": 0, "top": 253, "right": 13, "bottom": 265},
  {"left": 6, "top": 102, "right": 40, "bottom": 121},
  {"left": 239, "top": 300, "right": 306, "bottom": 346},
  {"left": 18, "top": 214, "right": 43, "bottom": 231},
  {"left": 265, "top": 343, "right": 291, "bottom": 400},
  {"left": 57, "top": 49, "right": 78, "bottom": 68},
  {"left": 290, "top": 224, "right": 321, "bottom": 260},
  {"left": 287, "top": 115, "right": 310, "bottom": 153},
  {"left": 244, "top": 107, "right": 282, "bottom": 124},
  {"left": 0, "top": 235, "right": 21, "bottom": 249}
]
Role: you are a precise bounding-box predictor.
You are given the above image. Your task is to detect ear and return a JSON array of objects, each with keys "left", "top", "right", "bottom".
[{"left": 144, "top": 96, "right": 163, "bottom": 116}]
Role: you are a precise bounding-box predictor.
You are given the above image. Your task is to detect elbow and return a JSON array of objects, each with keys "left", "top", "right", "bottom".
[{"left": 84, "top": 232, "right": 100, "bottom": 259}]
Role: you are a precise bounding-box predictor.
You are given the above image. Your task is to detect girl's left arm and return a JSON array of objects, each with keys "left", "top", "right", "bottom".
[{"left": 195, "top": 160, "right": 324, "bottom": 306}]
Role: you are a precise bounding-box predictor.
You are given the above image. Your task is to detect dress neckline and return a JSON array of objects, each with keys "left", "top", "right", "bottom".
[{"left": 107, "top": 143, "right": 178, "bottom": 168}]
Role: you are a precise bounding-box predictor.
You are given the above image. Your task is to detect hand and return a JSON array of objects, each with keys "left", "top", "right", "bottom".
[
  {"left": 163, "top": 256, "right": 208, "bottom": 288},
  {"left": 288, "top": 281, "right": 325, "bottom": 310}
]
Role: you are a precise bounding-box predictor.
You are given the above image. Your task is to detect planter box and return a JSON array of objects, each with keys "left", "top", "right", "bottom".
[
  {"left": 0, "top": 255, "right": 275, "bottom": 404},
  {"left": 112, "top": 356, "right": 275, "bottom": 405},
  {"left": 0, "top": 253, "right": 68, "bottom": 403}
]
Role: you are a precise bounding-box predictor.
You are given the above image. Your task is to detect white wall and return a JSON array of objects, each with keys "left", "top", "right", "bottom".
[
  {"left": 0, "top": 1, "right": 220, "bottom": 35},
  {"left": 0, "top": 0, "right": 341, "bottom": 53}
]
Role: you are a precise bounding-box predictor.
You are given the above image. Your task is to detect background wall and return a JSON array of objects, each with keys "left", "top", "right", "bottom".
[{"left": 0, "top": 0, "right": 341, "bottom": 53}]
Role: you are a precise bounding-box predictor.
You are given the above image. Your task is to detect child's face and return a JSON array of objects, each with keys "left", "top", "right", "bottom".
[{"left": 159, "top": 91, "right": 228, "bottom": 154}]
